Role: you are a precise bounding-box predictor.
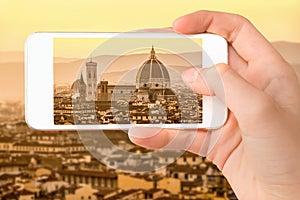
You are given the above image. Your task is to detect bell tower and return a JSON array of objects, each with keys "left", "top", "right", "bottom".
[{"left": 86, "top": 57, "right": 97, "bottom": 101}]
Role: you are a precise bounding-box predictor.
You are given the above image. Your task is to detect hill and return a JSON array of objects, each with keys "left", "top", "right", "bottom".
[{"left": 0, "top": 41, "right": 300, "bottom": 101}]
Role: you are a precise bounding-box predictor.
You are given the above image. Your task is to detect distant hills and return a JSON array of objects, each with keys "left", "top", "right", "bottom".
[
  {"left": 0, "top": 41, "right": 299, "bottom": 102},
  {"left": 54, "top": 52, "right": 199, "bottom": 85}
]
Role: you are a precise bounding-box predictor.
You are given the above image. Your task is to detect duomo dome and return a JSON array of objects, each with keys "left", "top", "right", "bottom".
[{"left": 136, "top": 46, "right": 170, "bottom": 89}]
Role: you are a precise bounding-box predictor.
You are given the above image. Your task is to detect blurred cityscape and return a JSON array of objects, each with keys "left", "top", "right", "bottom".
[{"left": 0, "top": 101, "right": 237, "bottom": 200}]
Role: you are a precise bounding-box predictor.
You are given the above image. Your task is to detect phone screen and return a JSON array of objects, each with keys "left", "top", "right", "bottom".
[{"left": 53, "top": 36, "right": 203, "bottom": 126}]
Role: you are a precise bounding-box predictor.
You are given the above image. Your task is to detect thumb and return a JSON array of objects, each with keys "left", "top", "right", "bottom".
[{"left": 182, "top": 63, "right": 274, "bottom": 128}]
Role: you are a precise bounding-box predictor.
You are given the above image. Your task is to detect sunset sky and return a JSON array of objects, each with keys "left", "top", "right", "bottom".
[
  {"left": 54, "top": 37, "right": 202, "bottom": 58},
  {"left": 0, "top": 0, "right": 299, "bottom": 101},
  {"left": 0, "top": 0, "right": 300, "bottom": 52}
]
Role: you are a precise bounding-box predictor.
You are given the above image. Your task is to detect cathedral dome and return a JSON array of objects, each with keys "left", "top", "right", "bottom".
[
  {"left": 71, "top": 73, "right": 87, "bottom": 100},
  {"left": 136, "top": 46, "right": 170, "bottom": 89},
  {"left": 71, "top": 73, "right": 86, "bottom": 90}
]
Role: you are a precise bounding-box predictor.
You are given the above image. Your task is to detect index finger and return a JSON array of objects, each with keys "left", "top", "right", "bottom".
[{"left": 172, "top": 10, "right": 281, "bottom": 63}]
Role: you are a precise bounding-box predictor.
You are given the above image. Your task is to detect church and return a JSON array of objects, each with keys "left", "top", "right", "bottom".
[
  {"left": 71, "top": 46, "right": 177, "bottom": 104},
  {"left": 57, "top": 46, "right": 199, "bottom": 125},
  {"left": 130, "top": 46, "right": 177, "bottom": 103},
  {"left": 127, "top": 46, "right": 180, "bottom": 124}
]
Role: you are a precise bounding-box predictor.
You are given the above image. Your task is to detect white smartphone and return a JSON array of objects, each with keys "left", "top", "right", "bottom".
[{"left": 25, "top": 32, "right": 227, "bottom": 130}]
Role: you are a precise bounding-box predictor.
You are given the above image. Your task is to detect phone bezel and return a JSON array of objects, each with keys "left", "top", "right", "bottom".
[{"left": 25, "top": 32, "right": 227, "bottom": 130}]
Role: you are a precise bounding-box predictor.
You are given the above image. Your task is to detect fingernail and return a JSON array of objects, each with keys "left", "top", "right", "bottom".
[
  {"left": 172, "top": 17, "right": 182, "bottom": 28},
  {"left": 182, "top": 68, "right": 199, "bottom": 83},
  {"left": 128, "top": 127, "right": 162, "bottom": 139}
]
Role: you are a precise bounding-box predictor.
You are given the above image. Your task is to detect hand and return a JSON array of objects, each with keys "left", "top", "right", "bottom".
[{"left": 128, "top": 10, "right": 300, "bottom": 200}]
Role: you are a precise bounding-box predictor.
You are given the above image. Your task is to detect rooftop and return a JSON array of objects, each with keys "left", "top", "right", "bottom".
[
  {"left": 58, "top": 170, "right": 117, "bottom": 178},
  {"left": 0, "top": 136, "right": 14, "bottom": 143}
]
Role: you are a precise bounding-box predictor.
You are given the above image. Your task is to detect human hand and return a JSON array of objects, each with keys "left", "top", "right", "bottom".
[{"left": 128, "top": 10, "right": 300, "bottom": 200}]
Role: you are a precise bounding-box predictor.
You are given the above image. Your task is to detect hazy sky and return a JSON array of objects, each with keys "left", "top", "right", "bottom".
[
  {"left": 0, "top": 0, "right": 299, "bottom": 101},
  {"left": 54, "top": 37, "right": 202, "bottom": 58},
  {"left": 0, "top": 0, "right": 300, "bottom": 52}
]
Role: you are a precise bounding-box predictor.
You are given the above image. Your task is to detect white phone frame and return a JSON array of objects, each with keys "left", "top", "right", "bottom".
[{"left": 25, "top": 32, "right": 227, "bottom": 130}]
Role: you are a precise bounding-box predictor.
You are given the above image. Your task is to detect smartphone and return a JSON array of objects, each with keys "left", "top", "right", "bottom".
[{"left": 25, "top": 32, "right": 227, "bottom": 130}]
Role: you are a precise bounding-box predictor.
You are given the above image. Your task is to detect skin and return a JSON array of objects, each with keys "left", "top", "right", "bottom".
[{"left": 128, "top": 10, "right": 300, "bottom": 200}]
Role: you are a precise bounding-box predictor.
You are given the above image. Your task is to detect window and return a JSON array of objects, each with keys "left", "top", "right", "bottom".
[
  {"left": 88, "top": 73, "right": 91, "bottom": 78},
  {"left": 185, "top": 173, "right": 188, "bottom": 180}
]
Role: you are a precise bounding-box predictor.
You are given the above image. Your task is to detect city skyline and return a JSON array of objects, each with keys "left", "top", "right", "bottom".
[
  {"left": 54, "top": 47, "right": 203, "bottom": 125},
  {"left": 54, "top": 52, "right": 197, "bottom": 86},
  {"left": 1, "top": 0, "right": 300, "bottom": 102},
  {"left": 0, "top": 41, "right": 299, "bottom": 102},
  {"left": 0, "top": 2, "right": 299, "bottom": 199},
  {"left": 0, "top": 116, "right": 236, "bottom": 199}
]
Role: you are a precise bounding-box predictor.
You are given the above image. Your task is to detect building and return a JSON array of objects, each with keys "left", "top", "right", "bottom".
[
  {"left": 97, "top": 81, "right": 135, "bottom": 102},
  {"left": 97, "top": 80, "right": 109, "bottom": 101},
  {"left": 65, "top": 184, "right": 98, "bottom": 200},
  {"left": 118, "top": 173, "right": 153, "bottom": 191},
  {"left": 54, "top": 46, "right": 202, "bottom": 125},
  {"left": 176, "top": 151, "right": 204, "bottom": 166},
  {"left": 0, "top": 137, "right": 14, "bottom": 152},
  {"left": 13, "top": 142, "right": 86, "bottom": 154},
  {"left": 118, "top": 173, "right": 181, "bottom": 195},
  {"left": 72, "top": 73, "right": 87, "bottom": 101},
  {"left": 54, "top": 84, "right": 71, "bottom": 97},
  {"left": 27, "top": 131, "right": 75, "bottom": 145},
  {"left": 136, "top": 46, "right": 170, "bottom": 88},
  {"left": 40, "top": 177, "right": 69, "bottom": 194},
  {"left": 86, "top": 59, "right": 98, "bottom": 101},
  {"left": 127, "top": 46, "right": 180, "bottom": 124},
  {"left": 12, "top": 131, "right": 86, "bottom": 155},
  {"left": 59, "top": 170, "right": 117, "bottom": 189},
  {"left": 1, "top": 190, "right": 36, "bottom": 200},
  {"left": 0, "top": 162, "right": 28, "bottom": 174},
  {"left": 131, "top": 46, "right": 176, "bottom": 102},
  {"left": 105, "top": 189, "right": 143, "bottom": 200}
]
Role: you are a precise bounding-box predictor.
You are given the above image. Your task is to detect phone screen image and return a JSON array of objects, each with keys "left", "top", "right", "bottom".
[{"left": 53, "top": 36, "right": 203, "bottom": 126}]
